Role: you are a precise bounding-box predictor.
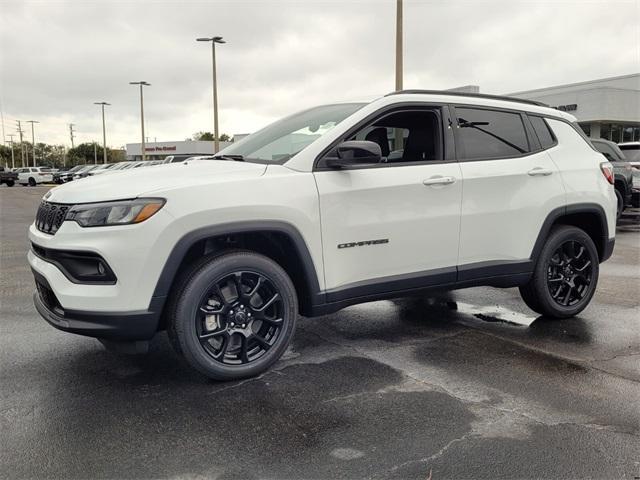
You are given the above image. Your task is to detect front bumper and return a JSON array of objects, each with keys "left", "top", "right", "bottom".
[{"left": 33, "top": 270, "right": 162, "bottom": 340}]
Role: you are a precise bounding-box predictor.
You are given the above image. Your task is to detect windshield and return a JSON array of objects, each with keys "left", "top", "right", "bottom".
[{"left": 220, "top": 103, "right": 365, "bottom": 163}]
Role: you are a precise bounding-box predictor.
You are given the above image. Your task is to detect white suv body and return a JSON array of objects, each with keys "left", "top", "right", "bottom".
[
  {"left": 29, "top": 91, "right": 616, "bottom": 379},
  {"left": 17, "top": 167, "right": 53, "bottom": 186}
]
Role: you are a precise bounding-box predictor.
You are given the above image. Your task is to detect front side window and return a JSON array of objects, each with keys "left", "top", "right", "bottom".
[
  {"left": 346, "top": 109, "right": 443, "bottom": 163},
  {"left": 220, "top": 103, "right": 365, "bottom": 164},
  {"left": 455, "top": 107, "right": 529, "bottom": 160}
]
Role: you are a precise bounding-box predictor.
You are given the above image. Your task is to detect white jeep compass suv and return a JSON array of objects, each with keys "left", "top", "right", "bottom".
[{"left": 29, "top": 91, "right": 617, "bottom": 380}]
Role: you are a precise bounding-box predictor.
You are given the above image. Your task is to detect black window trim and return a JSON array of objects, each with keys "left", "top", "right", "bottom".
[
  {"left": 313, "top": 102, "right": 456, "bottom": 172},
  {"left": 527, "top": 114, "right": 559, "bottom": 151},
  {"left": 449, "top": 104, "right": 535, "bottom": 162}
]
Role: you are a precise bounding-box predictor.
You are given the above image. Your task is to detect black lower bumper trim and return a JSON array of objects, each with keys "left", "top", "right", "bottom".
[{"left": 34, "top": 291, "right": 163, "bottom": 340}]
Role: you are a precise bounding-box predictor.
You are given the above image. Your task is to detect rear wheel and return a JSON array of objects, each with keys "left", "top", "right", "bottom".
[
  {"left": 5, "top": 180, "right": 14, "bottom": 187},
  {"left": 519, "top": 225, "right": 599, "bottom": 319},
  {"left": 167, "top": 251, "right": 298, "bottom": 381},
  {"left": 28, "top": 177, "right": 36, "bottom": 187}
]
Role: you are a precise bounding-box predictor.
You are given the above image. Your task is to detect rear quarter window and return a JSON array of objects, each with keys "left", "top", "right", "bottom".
[{"left": 529, "top": 115, "right": 556, "bottom": 149}]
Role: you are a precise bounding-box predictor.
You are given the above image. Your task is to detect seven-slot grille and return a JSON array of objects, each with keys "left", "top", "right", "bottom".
[{"left": 35, "top": 201, "right": 72, "bottom": 235}]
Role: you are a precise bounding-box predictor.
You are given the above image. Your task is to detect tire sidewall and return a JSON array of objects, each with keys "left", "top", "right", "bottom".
[
  {"left": 615, "top": 189, "right": 623, "bottom": 220},
  {"left": 535, "top": 226, "right": 599, "bottom": 318},
  {"left": 174, "top": 253, "right": 297, "bottom": 380}
]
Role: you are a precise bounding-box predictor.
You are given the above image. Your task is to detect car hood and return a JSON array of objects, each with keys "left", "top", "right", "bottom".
[{"left": 45, "top": 160, "right": 267, "bottom": 204}]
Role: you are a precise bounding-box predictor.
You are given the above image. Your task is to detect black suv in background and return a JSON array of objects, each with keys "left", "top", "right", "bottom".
[{"left": 591, "top": 138, "right": 634, "bottom": 218}]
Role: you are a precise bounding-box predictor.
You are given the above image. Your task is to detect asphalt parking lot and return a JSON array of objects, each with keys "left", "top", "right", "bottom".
[{"left": 1, "top": 185, "right": 639, "bottom": 479}]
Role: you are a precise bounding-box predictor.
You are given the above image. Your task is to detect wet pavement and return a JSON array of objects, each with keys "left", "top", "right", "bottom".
[{"left": 1, "top": 186, "right": 639, "bottom": 479}]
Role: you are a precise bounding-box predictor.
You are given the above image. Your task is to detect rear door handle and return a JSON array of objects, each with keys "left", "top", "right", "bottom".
[
  {"left": 423, "top": 176, "right": 456, "bottom": 186},
  {"left": 527, "top": 167, "right": 553, "bottom": 176}
]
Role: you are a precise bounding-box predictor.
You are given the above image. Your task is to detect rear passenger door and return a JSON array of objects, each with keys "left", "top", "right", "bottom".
[{"left": 453, "top": 106, "right": 566, "bottom": 278}]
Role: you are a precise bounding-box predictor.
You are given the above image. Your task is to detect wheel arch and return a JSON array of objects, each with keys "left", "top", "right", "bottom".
[
  {"left": 530, "top": 203, "right": 612, "bottom": 263},
  {"left": 151, "top": 221, "right": 324, "bottom": 321}
]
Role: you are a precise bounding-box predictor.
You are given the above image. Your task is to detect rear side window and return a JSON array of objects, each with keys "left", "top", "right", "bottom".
[
  {"left": 529, "top": 116, "right": 556, "bottom": 149},
  {"left": 455, "top": 107, "right": 529, "bottom": 160}
]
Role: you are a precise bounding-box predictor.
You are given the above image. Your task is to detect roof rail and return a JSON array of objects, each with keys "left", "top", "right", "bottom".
[{"left": 385, "top": 89, "right": 549, "bottom": 108}]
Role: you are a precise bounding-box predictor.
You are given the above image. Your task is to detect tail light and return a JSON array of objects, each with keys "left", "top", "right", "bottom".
[{"left": 600, "top": 162, "right": 614, "bottom": 185}]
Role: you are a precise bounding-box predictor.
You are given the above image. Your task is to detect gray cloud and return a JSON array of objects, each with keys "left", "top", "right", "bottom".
[{"left": 1, "top": 0, "right": 638, "bottom": 147}]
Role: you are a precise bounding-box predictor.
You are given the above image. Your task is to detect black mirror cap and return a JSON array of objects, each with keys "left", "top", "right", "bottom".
[{"left": 325, "top": 140, "right": 382, "bottom": 169}]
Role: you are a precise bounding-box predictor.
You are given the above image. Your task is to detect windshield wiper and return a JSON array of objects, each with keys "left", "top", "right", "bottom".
[{"left": 212, "top": 154, "right": 245, "bottom": 162}]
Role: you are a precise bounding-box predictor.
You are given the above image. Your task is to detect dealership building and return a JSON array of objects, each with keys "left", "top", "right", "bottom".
[
  {"left": 126, "top": 140, "right": 232, "bottom": 161},
  {"left": 510, "top": 73, "right": 640, "bottom": 143}
]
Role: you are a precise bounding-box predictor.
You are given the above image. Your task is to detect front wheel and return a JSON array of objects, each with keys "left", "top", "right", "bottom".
[
  {"left": 519, "top": 225, "right": 599, "bottom": 319},
  {"left": 28, "top": 177, "right": 36, "bottom": 187},
  {"left": 5, "top": 180, "right": 14, "bottom": 187},
  {"left": 167, "top": 251, "right": 298, "bottom": 381}
]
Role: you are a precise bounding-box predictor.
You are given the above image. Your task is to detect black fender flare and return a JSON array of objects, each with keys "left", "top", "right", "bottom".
[
  {"left": 149, "top": 221, "right": 324, "bottom": 312},
  {"left": 529, "top": 203, "right": 613, "bottom": 263}
]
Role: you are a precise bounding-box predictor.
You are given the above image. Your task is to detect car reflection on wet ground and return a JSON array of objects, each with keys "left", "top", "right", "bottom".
[{"left": 1, "top": 187, "right": 639, "bottom": 479}]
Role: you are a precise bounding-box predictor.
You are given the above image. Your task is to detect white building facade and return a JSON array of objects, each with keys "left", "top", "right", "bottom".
[
  {"left": 126, "top": 140, "right": 232, "bottom": 161},
  {"left": 510, "top": 73, "right": 640, "bottom": 142}
]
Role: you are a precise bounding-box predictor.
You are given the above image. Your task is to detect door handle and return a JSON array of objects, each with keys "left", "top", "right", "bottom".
[
  {"left": 527, "top": 167, "right": 553, "bottom": 176},
  {"left": 423, "top": 176, "right": 456, "bottom": 186}
]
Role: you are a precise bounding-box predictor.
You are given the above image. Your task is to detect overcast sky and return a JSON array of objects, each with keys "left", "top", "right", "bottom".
[{"left": 1, "top": 0, "right": 638, "bottom": 148}]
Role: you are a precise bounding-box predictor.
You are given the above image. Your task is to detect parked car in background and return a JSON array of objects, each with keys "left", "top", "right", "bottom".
[
  {"left": 16, "top": 167, "right": 53, "bottom": 186},
  {"left": 72, "top": 165, "right": 99, "bottom": 180},
  {"left": 0, "top": 166, "right": 18, "bottom": 187},
  {"left": 591, "top": 139, "right": 634, "bottom": 219},
  {"left": 618, "top": 142, "right": 640, "bottom": 207},
  {"left": 162, "top": 154, "right": 198, "bottom": 164},
  {"left": 86, "top": 163, "right": 119, "bottom": 176},
  {"left": 618, "top": 142, "right": 640, "bottom": 169},
  {"left": 54, "top": 165, "right": 84, "bottom": 184}
]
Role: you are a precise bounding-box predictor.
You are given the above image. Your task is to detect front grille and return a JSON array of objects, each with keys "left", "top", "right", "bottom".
[{"left": 35, "top": 201, "right": 72, "bottom": 235}]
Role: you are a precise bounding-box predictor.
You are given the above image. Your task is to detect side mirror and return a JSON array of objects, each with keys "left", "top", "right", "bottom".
[{"left": 324, "top": 140, "right": 382, "bottom": 169}]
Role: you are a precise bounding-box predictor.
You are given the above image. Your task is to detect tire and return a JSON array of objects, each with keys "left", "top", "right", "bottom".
[
  {"left": 519, "top": 225, "right": 599, "bottom": 319},
  {"left": 167, "top": 251, "right": 298, "bottom": 381},
  {"left": 5, "top": 180, "right": 14, "bottom": 187},
  {"left": 28, "top": 177, "right": 36, "bottom": 187},
  {"left": 615, "top": 189, "right": 623, "bottom": 221}
]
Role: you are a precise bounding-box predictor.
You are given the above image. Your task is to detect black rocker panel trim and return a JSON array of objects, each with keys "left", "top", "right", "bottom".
[{"left": 151, "top": 221, "right": 324, "bottom": 312}]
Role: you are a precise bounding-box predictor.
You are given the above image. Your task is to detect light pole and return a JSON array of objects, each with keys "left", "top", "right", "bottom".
[
  {"left": 196, "top": 36, "right": 225, "bottom": 153},
  {"left": 130, "top": 81, "right": 151, "bottom": 161},
  {"left": 7, "top": 134, "right": 15, "bottom": 169},
  {"left": 26, "top": 120, "right": 39, "bottom": 167},
  {"left": 94, "top": 102, "right": 110, "bottom": 164},
  {"left": 394, "top": 0, "right": 403, "bottom": 150}
]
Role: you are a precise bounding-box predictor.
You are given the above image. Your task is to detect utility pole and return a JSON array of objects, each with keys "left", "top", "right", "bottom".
[
  {"left": 7, "top": 134, "right": 15, "bottom": 169},
  {"left": 94, "top": 142, "right": 97, "bottom": 164},
  {"left": 394, "top": 0, "right": 403, "bottom": 150},
  {"left": 94, "top": 102, "right": 110, "bottom": 163},
  {"left": 26, "top": 120, "right": 39, "bottom": 167},
  {"left": 129, "top": 82, "right": 151, "bottom": 161},
  {"left": 16, "top": 120, "right": 25, "bottom": 167},
  {"left": 69, "top": 123, "right": 76, "bottom": 148},
  {"left": 197, "top": 36, "right": 225, "bottom": 153}
]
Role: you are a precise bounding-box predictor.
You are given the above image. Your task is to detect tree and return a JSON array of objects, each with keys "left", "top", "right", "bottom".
[{"left": 192, "top": 131, "right": 232, "bottom": 142}]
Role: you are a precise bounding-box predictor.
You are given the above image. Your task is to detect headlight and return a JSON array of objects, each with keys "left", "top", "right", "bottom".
[{"left": 66, "top": 198, "right": 165, "bottom": 227}]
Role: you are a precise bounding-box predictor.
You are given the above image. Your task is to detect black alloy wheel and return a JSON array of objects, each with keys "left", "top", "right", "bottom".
[
  {"left": 546, "top": 240, "right": 593, "bottom": 307},
  {"left": 196, "top": 271, "right": 284, "bottom": 365},
  {"left": 519, "top": 225, "right": 599, "bottom": 319},
  {"left": 168, "top": 251, "right": 298, "bottom": 381}
]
